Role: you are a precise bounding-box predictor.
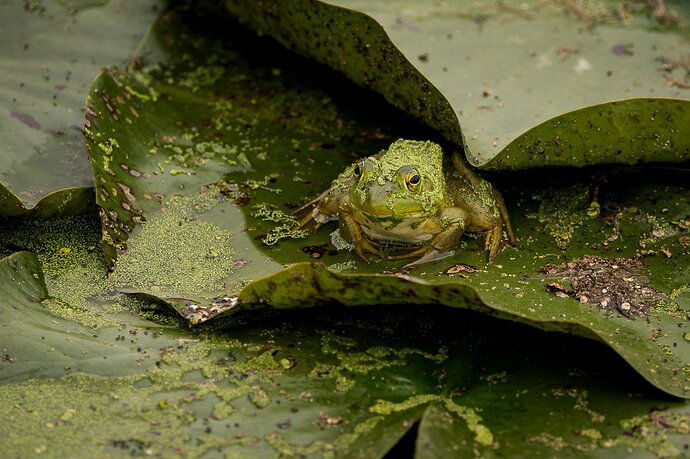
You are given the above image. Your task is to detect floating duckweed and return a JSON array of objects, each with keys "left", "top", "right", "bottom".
[
  {"left": 0, "top": 374, "right": 186, "bottom": 458},
  {"left": 0, "top": 335, "right": 293, "bottom": 458},
  {"left": 248, "top": 386, "right": 271, "bottom": 408},
  {"left": 370, "top": 394, "right": 438, "bottom": 414},
  {"left": 551, "top": 388, "right": 605, "bottom": 423},
  {"left": 265, "top": 416, "right": 384, "bottom": 458},
  {"left": 177, "top": 65, "right": 226, "bottom": 91},
  {"left": 328, "top": 260, "right": 357, "bottom": 272},
  {"left": 311, "top": 333, "right": 447, "bottom": 393},
  {"left": 371, "top": 394, "right": 494, "bottom": 446},
  {"left": 112, "top": 192, "right": 235, "bottom": 297},
  {"left": 655, "top": 285, "right": 690, "bottom": 319},
  {"left": 124, "top": 85, "right": 151, "bottom": 102},
  {"left": 235, "top": 351, "right": 281, "bottom": 373},
  {"left": 578, "top": 428, "right": 602, "bottom": 440},
  {"left": 443, "top": 398, "right": 494, "bottom": 446},
  {"left": 0, "top": 215, "right": 121, "bottom": 329},
  {"left": 252, "top": 203, "right": 308, "bottom": 245}
]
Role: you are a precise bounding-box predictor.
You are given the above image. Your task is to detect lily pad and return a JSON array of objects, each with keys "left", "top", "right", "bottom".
[
  {"left": 225, "top": 0, "right": 690, "bottom": 169},
  {"left": 0, "top": 0, "right": 163, "bottom": 214},
  {"left": 0, "top": 221, "right": 688, "bottom": 456},
  {"left": 85, "top": 6, "right": 690, "bottom": 400}
]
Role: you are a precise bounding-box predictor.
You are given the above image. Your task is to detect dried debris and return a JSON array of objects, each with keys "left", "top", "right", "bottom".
[
  {"left": 181, "top": 296, "right": 239, "bottom": 324},
  {"left": 540, "top": 255, "right": 662, "bottom": 317},
  {"left": 443, "top": 263, "right": 479, "bottom": 276}
]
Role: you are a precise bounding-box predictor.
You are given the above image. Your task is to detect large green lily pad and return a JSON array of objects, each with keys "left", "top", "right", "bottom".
[
  {"left": 0, "top": 217, "right": 688, "bottom": 456},
  {"left": 226, "top": 0, "right": 690, "bottom": 169},
  {"left": 85, "top": 6, "right": 690, "bottom": 399},
  {"left": 0, "top": 0, "right": 163, "bottom": 215}
]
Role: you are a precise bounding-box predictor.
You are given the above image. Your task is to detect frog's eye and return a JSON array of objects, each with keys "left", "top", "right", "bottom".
[
  {"left": 405, "top": 172, "right": 422, "bottom": 191},
  {"left": 353, "top": 164, "right": 362, "bottom": 177}
]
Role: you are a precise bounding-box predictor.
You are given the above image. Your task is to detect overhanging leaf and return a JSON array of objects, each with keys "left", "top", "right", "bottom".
[
  {"left": 0, "top": 0, "right": 163, "bottom": 215},
  {"left": 225, "top": 0, "right": 690, "bottom": 169}
]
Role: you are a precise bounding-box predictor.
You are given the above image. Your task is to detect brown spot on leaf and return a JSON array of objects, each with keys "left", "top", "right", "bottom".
[{"left": 10, "top": 111, "right": 41, "bottom": 130}]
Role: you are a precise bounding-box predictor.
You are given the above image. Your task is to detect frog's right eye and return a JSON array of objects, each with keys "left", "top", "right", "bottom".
[{"left": 353, "top": 164, "right": 362, "bottom": 177}]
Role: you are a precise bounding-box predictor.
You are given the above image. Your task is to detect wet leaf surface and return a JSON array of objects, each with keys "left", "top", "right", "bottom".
[
  {"left": 0, "top": 215, "right": 688, "bottom": 457},
  {"left": 0, "top": 0, "right": 163, "bottom": 214},
  {"left": 85, "top": 6, "right": 690, "bottom": 399},
  {"left": 226, "top": 0, "right": 690, "bottom": 169}
]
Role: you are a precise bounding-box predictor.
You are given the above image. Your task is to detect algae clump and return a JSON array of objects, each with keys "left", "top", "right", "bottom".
[{"left": 112, "top": 192, "right": 235, "bottom": 297}]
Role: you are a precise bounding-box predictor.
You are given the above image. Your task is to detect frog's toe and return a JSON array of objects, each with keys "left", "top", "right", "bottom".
[
  {"left": 353, "top": 244, "right": 374, "bottom": 264},
  {"left": 293, "top": 213, "right": 321, "bottom": 232},
  {"left": 485, "top": 225, "right": 504, "bottom": 262},
  {"left": 403, "top": 249, "right": 454, "bottom": 268}
]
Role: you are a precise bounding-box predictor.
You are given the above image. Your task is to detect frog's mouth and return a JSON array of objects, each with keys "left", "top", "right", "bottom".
[
  {"left": 358, "top": 209, "right": 426, "bottom": 221},
  {"left": 354, "top": 209, "right": 430, "bottom": 234},
  {"left": 356, "top": 211, "right": 434, "bottom": 244}
]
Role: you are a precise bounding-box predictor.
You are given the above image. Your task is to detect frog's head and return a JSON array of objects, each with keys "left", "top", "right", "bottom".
[{"left": 347, "top": 139, "right": 446, "bottom": 221}]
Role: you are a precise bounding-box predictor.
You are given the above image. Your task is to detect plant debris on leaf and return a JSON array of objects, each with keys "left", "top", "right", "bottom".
[{"left": 540, "top": 255, "right": 662, "bottom": 317}]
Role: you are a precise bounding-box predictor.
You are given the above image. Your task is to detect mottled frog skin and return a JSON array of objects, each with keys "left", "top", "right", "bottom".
[{"left": 294, "top": 139, "right": 515, "bottom": 267}]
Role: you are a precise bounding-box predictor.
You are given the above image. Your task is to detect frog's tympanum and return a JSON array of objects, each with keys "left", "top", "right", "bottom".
[{"left": 294, "top": 139, "right": 515, "bottom": 267}]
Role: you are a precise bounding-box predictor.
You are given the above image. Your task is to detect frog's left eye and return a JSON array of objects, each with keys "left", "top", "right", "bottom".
[
  {"left": 353, "top": 164, "right": 362, "bottom": 177},
  {"left": 405, "top": 172, "right": 422, "bottom": 191}
]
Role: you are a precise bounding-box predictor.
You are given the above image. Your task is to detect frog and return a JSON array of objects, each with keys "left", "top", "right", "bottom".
[{"left": 293, "top": 139, "right": 515, "bottom": 267}]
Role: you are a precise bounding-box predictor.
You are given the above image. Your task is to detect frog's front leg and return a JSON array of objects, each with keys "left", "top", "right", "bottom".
[
  {"left": 293, "top": 188, "right": 341, "bottom": 232},
  {"left": 340, "top": 213, "right": 384, "bottom": 263},
  {"left": 389, "top": 208, "right": 468, "bottom": 268}
]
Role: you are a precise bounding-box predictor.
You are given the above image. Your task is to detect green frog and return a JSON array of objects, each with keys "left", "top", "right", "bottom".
[{"left": 294, "top": 139, "right": 515, "bottom": 267}]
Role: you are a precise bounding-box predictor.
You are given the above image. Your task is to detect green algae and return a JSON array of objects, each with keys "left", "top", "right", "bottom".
[
  {"left": 265, "top": 415, "right": 386, "bottom": 458},
  {"left": 252, "top": 203, "right": 308, "bottom": 246},
  {"left": 0, "top": 373, "right": 187, "bottom": 458},
  {"left": 607, "top": 410, "right": 690, "bottom": 457},
  {"left": 371, "top": 394, "right": 494, "bottom": 447},
  {"left": 111, "top": 191, "right": 236, "bottom": 297},
  {"left": 443, "top": 399, "right": 494, "bottom": 447},
  {"left": 551, "top": 387, "right": 605, "bottom": 423},
  {"left": 310, "top": 332, "right": 447, "bottom": 393},
  {"left": 0, "top": 215, "right": 122, "bottom": 329},
  {"left": 370, "top": 394, "right": 439, "bottom": 415},
  {"left": 530, "top": 409, "right": 690, "bottom": 456}
]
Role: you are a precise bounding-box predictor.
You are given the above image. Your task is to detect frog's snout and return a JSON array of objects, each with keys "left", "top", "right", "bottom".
[
  {"left": 357, "top": 182, "right": 395, "bottom": 215},
  {"left": 366, "top": 183, "right": 393, "bottom": 204}
]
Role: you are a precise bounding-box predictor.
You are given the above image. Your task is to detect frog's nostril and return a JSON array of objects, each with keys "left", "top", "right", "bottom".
[{"left": 366, "top": 183, "right": 393, "bottom": 205}]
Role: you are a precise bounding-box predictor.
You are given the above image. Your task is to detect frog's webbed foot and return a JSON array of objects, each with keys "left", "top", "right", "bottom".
[
  {"left": 481, "top": 190, "right": 516, "bottom": 261},
  {"left": 493, "top": 189, "right": 517, "bottom": 247},
  {"left": 391, "top": 208, "right": 467, "bottom": 268},
  {"left": 292, "top": 189, "right": 338, "bottom": 233},
  {"left": 341, "top": 214, "right": 384, "bottom": 263},
  {"left": 294, "top": 211, "right": 323, "bottom": 233},
  {"left": 394, "top": 248, "right": 455, "bottom": 269},
  {"left": 485, "top": 225, "right": 504, "bottom": 262}
]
